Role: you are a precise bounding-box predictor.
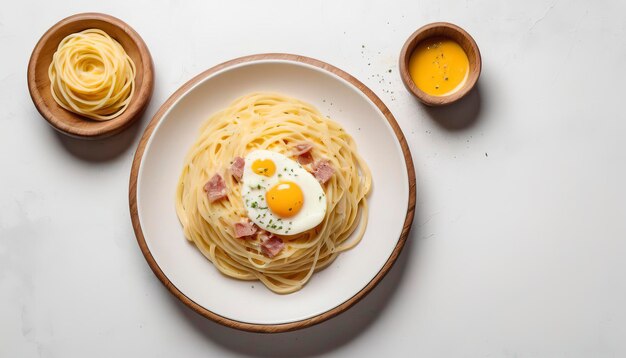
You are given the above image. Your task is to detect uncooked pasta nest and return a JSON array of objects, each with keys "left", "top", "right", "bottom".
[{"left": 48, "top": 28, "right": 136, "bottom": 121}]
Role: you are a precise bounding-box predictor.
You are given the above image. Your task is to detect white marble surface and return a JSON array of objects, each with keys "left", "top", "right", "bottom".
[{"left": 1, "top": 0, "right": 625, "bottom": 357}]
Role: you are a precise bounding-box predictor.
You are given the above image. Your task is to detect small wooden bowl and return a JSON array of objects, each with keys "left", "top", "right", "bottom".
[
  {"left": 399, "top": 22, "right": 481, "bottom": 106},
  {"left": 27, "top": 13, "right": 154, "bottom": 139}
]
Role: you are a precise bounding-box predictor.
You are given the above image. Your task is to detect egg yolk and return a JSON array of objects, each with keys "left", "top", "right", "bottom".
[
  {"left": 408, "top": 36, "right": 469, "bottom": 96},
  {"left": 251, "top": 159, "right": 276, "bottom": 177},
  {"left": 266, "top": 181, "right": 304, "bottom": 218}
]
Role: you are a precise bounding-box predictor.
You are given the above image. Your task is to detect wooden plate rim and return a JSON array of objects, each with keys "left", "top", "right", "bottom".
[
  {"left": 27, "top": 12, "right": 154, "bottom": 139},
  {"left": 128, "top": 53, "right": 416, "bottom": 333}
]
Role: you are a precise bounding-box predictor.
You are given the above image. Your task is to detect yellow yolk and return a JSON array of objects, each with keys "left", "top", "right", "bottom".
[
  {"left": 266, "top": 181, "right": 304, "bottom": 218},
  {"left": 408, "top": 36, "right": 469, "bottom": 96},
  {"left": 252, "top": 159, "right": 276, "bottom": 177}
]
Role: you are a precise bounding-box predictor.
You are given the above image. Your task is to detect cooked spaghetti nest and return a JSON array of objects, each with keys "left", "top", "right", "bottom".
[
  {"left": 48, "top": 28, "right": 136, "bottom": 121},
  {"left": 175, "top": 92, "right": 371, "bottom": 294}
]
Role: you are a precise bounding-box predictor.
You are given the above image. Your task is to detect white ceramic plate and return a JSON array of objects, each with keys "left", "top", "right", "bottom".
[{"left": 130, "top": 54, "right": 415, "bottom": 332}]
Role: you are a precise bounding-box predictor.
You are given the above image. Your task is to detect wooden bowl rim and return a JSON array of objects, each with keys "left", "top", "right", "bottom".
[
  {"left": 399, "top": 22, "right": 482, "bottom": 106},
  {"left": 128, "top": 53, "right": 417, "bottom": 333},
  {"left": 27, "top": 12, "right": 154, "bottom": 139}
]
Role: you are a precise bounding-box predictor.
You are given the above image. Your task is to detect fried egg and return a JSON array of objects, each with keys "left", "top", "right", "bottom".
[{"left": 241, "top": 150, "right": 327, "bottom": 235}]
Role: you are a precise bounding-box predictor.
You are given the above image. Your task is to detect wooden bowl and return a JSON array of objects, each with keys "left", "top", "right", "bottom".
[
  {"left": 399, "top": 22, "right": 481, "bottom": 106},
  {"left": 27, "top": 13, "right": 154, "bottom": 139}
]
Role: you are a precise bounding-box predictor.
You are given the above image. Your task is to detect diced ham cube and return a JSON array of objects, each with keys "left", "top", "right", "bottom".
[
  {"left": 297, "top": 151, "right": 314, "bottom": 165},
  {"left": 260, "top": 233, "right": 284, "bottom": 258},
  {"left": 203, "top": 174, "right": 227, "bottom": 202},
  {"left": 312, "top": 160, "right": 335, "bottom": 184},
  {"left": 230, "top": 156, "right": 245, "bottom": 180},
  {"left": 292, "top": 142, "right": 313, "bottom": 156},
  {"left": 233, "top": 219, "right": 258, "bottom": 238}
]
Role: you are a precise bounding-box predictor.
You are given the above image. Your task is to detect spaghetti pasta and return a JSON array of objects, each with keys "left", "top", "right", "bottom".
[
  {"left": 175, "top": 93, "right": 371, "bottom": 294},
  {"left": 48, "top": 28, "right": 136, "bottom": 121}
]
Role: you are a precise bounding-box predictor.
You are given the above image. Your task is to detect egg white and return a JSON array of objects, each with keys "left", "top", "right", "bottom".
[{"left": 241, "top": 150, "right": 327, "bottom": 235}]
